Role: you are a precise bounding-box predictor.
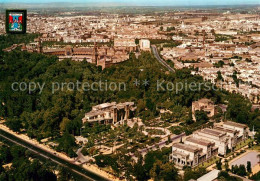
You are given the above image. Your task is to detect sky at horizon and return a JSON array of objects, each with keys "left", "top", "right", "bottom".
[{"left": 0, "top": 0, "right": 260, "bottom": 6}]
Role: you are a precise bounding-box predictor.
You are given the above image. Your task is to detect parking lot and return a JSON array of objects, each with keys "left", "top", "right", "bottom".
[{"left": 230, "top": 151, "right": 259, "bottom": 167}]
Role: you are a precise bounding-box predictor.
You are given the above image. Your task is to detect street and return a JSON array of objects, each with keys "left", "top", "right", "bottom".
[
  {"left": 151, "top": 45, "right": 175, "bottom": 73},
  {"left": 0, "top": 128, "right": 110, "bottom": 181}
]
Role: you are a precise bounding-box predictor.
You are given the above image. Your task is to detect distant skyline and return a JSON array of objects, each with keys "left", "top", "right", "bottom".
[{"left": 0, "top": 0, "right": 260, "bottom": 6}]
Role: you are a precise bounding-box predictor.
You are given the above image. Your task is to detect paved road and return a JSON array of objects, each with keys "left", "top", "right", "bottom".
[
  {"left": 151, "top": 45, "right": 175, "bottom": 73},
  {"left": 0, "top": 129, "right": 110, "bottom": 181}
]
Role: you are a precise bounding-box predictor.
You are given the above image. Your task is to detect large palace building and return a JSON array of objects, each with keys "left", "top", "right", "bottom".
[{"left": 22, "top": 37, "right": 137, "bottom": 69}]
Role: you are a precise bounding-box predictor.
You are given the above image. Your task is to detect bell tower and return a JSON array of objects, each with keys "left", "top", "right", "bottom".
[{"left": 37, "top": 38, "right": 42, "bottom": 53}]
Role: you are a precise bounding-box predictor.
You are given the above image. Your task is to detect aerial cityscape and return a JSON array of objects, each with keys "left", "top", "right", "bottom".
[{"left": 0, "top": 1, "right": 259, "bottom": 181}]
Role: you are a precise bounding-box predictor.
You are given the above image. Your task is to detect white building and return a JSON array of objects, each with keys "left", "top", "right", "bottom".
[
  {"left": 197, "top": 169, "right": 220, "bottom": 181},
  {"left": 223, "top": 121, "right": 249, "bottom": 142},
  {"left": 139, "top": 39, "right": 150, "bottom": 51},
  {"left": 170, "top": 122, "right": 249, "bottom": 168},
  {"left": 170, "top": 143, "right": 202, "bottom": 167},
  {"left": 184, "top": 137, "right": 218, "bottom": 160},
  {"left": 192, "top": 128, "right": 229, "bottom": 156}
]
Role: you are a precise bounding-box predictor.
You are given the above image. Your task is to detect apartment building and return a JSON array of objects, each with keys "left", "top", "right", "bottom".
[{"left": 114, "top": 38, "right": 137, "bottom": 51}]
